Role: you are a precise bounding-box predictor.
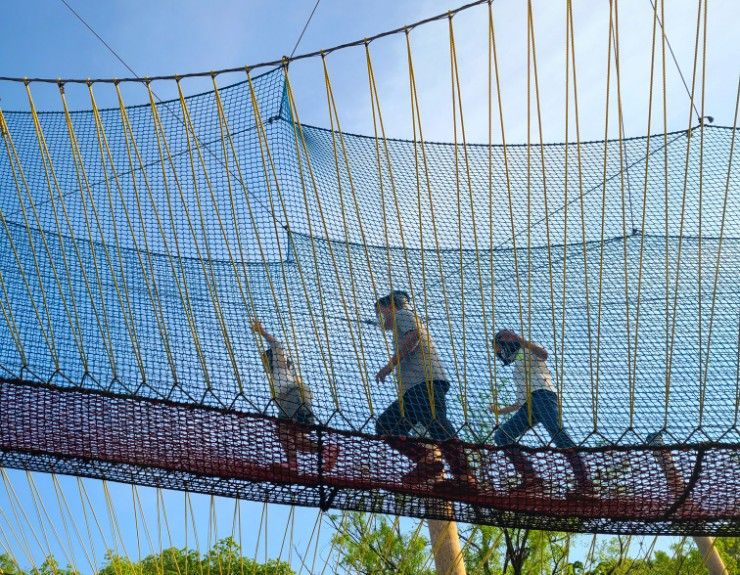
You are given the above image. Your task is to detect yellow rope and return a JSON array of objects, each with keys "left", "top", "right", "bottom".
[
  {"left": 629, "top": 0, "right": 661, "bottom": 426},
  {"left": 25, "top": 85, "right": 90, "bottom": 373},
  {"left": 609, "top": 0, "right": 636, "bottom": 430},
  {"left": 404, "top": 31, "right": 451, "bottom": 419},
  {"left": 449, "top": 13, "right": 497, "bottom": 423},
  {"left": 208, "top": 76, "right": 290, "bottom": 405},
  {"left": 526, "top": 0, "right": 562, "bottom": 431},
  {"left": 567, "top": 0, "right": 597, "bottom": 431},
  {"left": 559, "top": 0, "right": 573, "bottom": 428},
  {"left": 279, "top": 61, "right": 364, "bottom": 412},
  {"left": 59, "top": 85, "right": 119, "bottom": 379},
  {"left": 593, "top": 0, "right": 617, "bottom": 433},
  {"left": 93, "top": 84, "right": 162, "bottom": 386},
  {"left": 0, "top": 108, "right": 64, "bottom": 370},
  {"left": 247, "top": 67, "right": 329, "bottom": 410},
  {"left": 321, "top": 55, "right": 379, "bottom": 414},
  {"left": 114, "top": 81, "right": 196, "bottom": 390},
  {"left": 663, "top": 0, "right": 704, "bottom": 429},
  {"left": 176, "top": 80, "right": 246, "bottom": 395}
]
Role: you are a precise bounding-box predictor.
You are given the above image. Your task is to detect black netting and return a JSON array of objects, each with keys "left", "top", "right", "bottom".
[{"left": 0, "top": 68, "right": 738, "bottom": 535}]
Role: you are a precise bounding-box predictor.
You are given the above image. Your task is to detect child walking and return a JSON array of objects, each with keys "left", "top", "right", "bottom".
[
  {"left": 251, "top": 319, "right": 339, "bottom": 475},
  {"left": 491, "top": 329, "right": 594, "bottom": 496}
]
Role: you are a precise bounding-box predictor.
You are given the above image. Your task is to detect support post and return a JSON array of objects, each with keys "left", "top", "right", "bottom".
[
  {"left": 647, "top": 432, "right": 728, "bottom": 575},
  {"left": 427, "top": 518, "right": 466, "bottom": 575},
  {"left": 427, "top": 447, "right": 466, "bottom": 575},
  {"left": 694, "top": 537, "right": 729, "bottom": 575}
]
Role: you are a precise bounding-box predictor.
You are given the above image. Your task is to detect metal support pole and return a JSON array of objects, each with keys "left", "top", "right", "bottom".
[{"left": 694, "top": 537, "right": 729, "bottom": 575}]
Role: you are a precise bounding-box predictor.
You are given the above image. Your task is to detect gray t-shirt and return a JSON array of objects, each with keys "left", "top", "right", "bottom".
[{"left": 391, "top": 308, "right": 448, "bottom": 392}]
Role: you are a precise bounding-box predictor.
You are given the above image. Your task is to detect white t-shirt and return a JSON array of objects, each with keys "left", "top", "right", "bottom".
[
  {"left": 268, "top": 340, "right": 313, "bottom": 407},
  {"left": 513, "top": 347, "right": 556, "bottom": 405}
]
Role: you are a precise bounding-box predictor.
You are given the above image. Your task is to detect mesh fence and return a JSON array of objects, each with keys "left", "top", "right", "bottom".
[{"left": 0, "top": 68, "right": 738, "bottom": 535}]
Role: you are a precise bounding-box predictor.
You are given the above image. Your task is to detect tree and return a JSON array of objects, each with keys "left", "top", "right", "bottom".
[
  {"left": 0, "top": 554, "right": 24, "bottom": 575},
  {"left": 330, "top": 512, "right": 435, "bottom": 575},
  {"left": 330, "top": 513, "right": 739, "bottom": 575},
  {"left": 95, "top": 538, "right": 293, "bottom": 575}
]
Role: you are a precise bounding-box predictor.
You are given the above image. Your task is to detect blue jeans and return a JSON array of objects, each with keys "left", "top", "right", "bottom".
[
  {"left": 494, "top": 389, "right": 575, "bottom": 448},
  {"left": 494, "top": 390, "right": 588, "bottom": 486},
  {"left": 376, "top": 381, "right": 469, "bottom": 476},
  {"left": 376, "top": 380, "right": 455, "bottom": 441}
]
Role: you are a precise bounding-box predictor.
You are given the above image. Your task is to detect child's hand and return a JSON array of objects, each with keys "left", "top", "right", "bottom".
[
  {"left": 375, "top": 362, "right": 394, "bottom": 383},
  {"left": 250, "top": 318, "right": 265, "bottom": 335}
]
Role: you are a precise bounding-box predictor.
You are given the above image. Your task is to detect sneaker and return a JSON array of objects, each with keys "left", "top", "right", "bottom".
[
  {"left": 321, "top": 443, "right": 340, "bottom": 474},
  {"left": 509, "top": 476, "right": 545, "bottom": 495},
  {"left": 269, "top": 461, "right": 299, "bottom": 477},
  {"left": 401, "top": 460, "right": 445, "bottom": 486},
  {"left": 432, "top": 474, "right": 480, "bottom": 497}
]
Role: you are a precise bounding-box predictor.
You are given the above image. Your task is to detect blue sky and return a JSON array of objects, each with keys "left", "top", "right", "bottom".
[{"left": 1, "top": 0, "right": 739, "bottom": 572}]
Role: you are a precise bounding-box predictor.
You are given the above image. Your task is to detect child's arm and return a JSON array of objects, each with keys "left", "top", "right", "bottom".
[
  {"left": 251, "top": 319, "right": 293, "bottom": 372},
  {"left": 490, "top": 402, "right": 521, "bottom": 415},
  {"left": 250, "top": 319, "right": 278, "bottom": 347},
  {"left": 520, "top": 338, "right": 548, "bottom": 361},
  {"left": 375, "top": 329, "right": 420, "bottom": 382},
  {"left": 500, "top": 329, "right": 548, "bottom": 361}
]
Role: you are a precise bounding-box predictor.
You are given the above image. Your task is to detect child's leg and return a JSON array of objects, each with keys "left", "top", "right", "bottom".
[
  {"left": 420, "top": 382, "right": 473, "bottom": 481},
  {"left": 533, "top": 391, "right": 591, "bottom": 490},
  {"left": 275, "top": 418, "right": 300, "bottom": 469},
  {"left": 494, "top": 404, "right": 538, "bottom": 484},
  {"left": 376, "top": 396, "right": 433, "bottom": 465}
]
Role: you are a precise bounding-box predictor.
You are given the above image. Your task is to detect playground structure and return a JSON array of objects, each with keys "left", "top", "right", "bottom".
[{"left": 0, "top": 0, "right": 738, "bottom": 572}]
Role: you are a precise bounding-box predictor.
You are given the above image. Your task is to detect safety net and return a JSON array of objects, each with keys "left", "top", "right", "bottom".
[{"left": 0, "top": 44, "right": 739, "bottom": 535}]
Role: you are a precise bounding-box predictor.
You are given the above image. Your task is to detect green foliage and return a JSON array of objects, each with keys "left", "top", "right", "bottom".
[
  {"left": 0, "top": 539, "right": 291, "bottom": 575},
  {"left": 96, "top": 538, "right": 293, "bottom": 575},
  {"left": 330, "top": 514, "right": 739, "bottom": 575},
  {"left": 330, "top": 512, "right": 435, "bottom": 575},
  {"left": 2, "top": 528, "right": 737, "bottom": 575},
  {"left": 0, "top": 553, "right": 24, "bottom": 575}
]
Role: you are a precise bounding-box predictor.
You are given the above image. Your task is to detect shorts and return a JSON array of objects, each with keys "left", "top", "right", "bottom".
[{"left": 276, "top": 385, "right": 316, "bottom": 426}]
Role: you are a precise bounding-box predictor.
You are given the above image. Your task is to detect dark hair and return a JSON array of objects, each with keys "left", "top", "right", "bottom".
[
  {"left": 261, "top": 347, "right": 293, "bottom": 373},
  {"left": 375, "top": 290, "right": 411, "bottom": 310},
  {"left": 494, "top": 331, "right": 521, "bottom": 364},
  {"left": 262, "top": 348, "right": 274, "bottom": 372}
]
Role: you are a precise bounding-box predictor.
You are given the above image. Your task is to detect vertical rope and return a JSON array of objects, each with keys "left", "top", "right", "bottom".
[
  {"left": 59, "top": 84, "right": 119, "bottom": 380},
  {"left": 449, "top": 13, "right": 496, "bottom": 424},
  {"left": 25, "top": 85, "right": 89, "bottom": 373},
  {"left": 106, "top": 83, "right": 180, "bottom": 391},
  {"left": 593, "top": 0, "right": 617, "bottom": 434},
  {"left": 630, "top": 0, "right": 661, "bottom": 426},
  {"left": 248, "top": 66, "right": 337, "bottom": 411},
  {"left": 0, "top": 108, "right": 60, "bottom": 369}
]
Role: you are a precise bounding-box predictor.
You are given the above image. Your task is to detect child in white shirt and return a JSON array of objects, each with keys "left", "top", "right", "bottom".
[
  {"left": 251, "top": 319, "right": 338, "bottom": 475},
  {"left": 491, "top": 329, "right": 593, "bottom": 496}
]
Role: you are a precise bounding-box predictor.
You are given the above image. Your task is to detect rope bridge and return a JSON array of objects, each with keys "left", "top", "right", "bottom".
[{"left": 1, "top": 0, "right": 738, "bottom": 536}]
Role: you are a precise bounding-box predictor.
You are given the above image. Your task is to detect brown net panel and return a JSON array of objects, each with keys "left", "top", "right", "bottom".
[{"left": 0, "top": 379, "right": 737, "bottom": 535}]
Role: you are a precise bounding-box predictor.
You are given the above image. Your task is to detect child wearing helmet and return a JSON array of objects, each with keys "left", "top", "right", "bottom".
[
  {"left": 491, "top": 329, "right": 594, "bottom": 496},
  {"left": 251, "top": 319, "right": 338, "bottom": 475}
]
